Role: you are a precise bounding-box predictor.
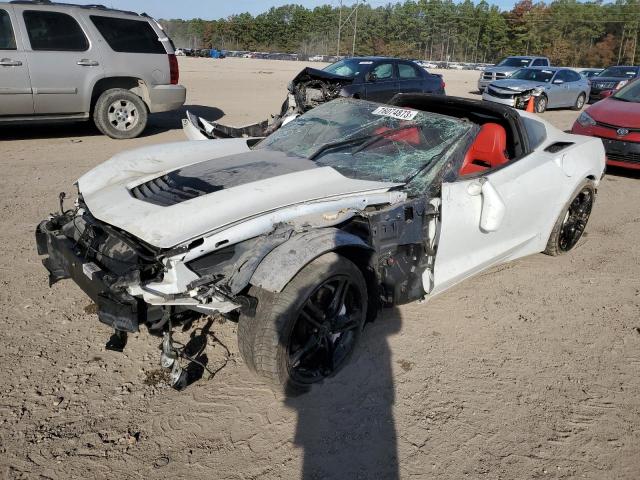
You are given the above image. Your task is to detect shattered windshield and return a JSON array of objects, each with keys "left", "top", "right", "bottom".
[{"left": 256, "top": 98, "right": 472, "bottom": 190}]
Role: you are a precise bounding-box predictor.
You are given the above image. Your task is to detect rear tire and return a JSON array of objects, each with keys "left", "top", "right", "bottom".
[
  {"left": 572, "top": 93, "right": 586, "bottom": 111},
  {"left": 237, "top": 253, "right": 367, "bottom": 392},
  {"left": 544, "top": 179, "right": 595, "bottom": 256},
  {"left": 93, "top": 88, "right": 148, "bottom": 139}
]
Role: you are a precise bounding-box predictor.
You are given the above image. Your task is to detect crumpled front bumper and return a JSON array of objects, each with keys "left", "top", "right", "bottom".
[
  {"left": 482, "top": 91, "right": 516, "bottom": 107},
  {"left": 35, "top": 220, "right": 161, "bottom": 332}
]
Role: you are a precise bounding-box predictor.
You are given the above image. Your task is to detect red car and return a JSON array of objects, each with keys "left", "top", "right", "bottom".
[{"left": 572, "top": 80, "right": 640, "bottom": 170}]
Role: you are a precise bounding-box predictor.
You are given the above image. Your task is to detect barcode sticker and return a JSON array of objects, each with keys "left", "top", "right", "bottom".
[{"left": 372, "top": 106, "right": 418, "bottom": 121}]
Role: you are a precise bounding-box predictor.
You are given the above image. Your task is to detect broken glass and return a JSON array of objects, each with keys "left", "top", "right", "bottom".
[{"left": 256, "top": 98, "right": 473, "bottom": 192}]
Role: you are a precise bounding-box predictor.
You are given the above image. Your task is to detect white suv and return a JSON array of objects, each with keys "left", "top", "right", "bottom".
[{"left": 0, "top": 1, "right": 186, "bottom": 138}]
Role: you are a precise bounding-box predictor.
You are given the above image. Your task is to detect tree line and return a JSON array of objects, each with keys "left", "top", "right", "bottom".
[{"left": 160, "top": 0, "right": 640, "bottom": 67}]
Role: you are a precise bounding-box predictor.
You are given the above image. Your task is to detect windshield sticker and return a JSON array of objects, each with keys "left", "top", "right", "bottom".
[
  {"left": 372, "top": 106, "right": 418, "bottom": 121},
  {"left": 359, "top": 61, "right": 373, "bottom": 64}
]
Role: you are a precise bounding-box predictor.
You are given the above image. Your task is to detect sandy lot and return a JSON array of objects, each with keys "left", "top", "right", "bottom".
[{"left": 1, "top": 58, "right": 639, "bottom": 479}]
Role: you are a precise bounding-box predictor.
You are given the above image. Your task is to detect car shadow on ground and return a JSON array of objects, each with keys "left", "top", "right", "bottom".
[
  {"left": 0, "top": 105, "right": 224, "bottom": 141},
  {"left": 284, "top": 307, "right": 403, "bottom": 480},
  {"left": 606, "top": 165, "right": 640, "bottom": 180},
  {"left": 147, "top": 105, "right": 225, "bottom": 134}
]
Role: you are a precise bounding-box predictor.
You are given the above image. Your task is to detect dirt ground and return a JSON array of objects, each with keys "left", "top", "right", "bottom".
[{"left": 1, "top": 58, "right": 639, "bottom": 479}]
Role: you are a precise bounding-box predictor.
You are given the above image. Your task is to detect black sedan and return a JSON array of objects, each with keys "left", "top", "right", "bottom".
[
  {"left": 589, "top": 65, "right": 639, "bottom": 102},
  {"left": 320, "top": 57, "right": 445, "bottom": 102}
]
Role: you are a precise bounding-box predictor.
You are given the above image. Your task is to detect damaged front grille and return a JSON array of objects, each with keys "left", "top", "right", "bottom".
[{"left": 487, "top": 87, "right": 514, "bottom": 99}]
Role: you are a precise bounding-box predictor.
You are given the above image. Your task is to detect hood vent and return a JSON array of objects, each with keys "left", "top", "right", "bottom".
[
  {"left": 130, "top": 174, "right": 223, "bottom": 207},
  {"left": 129, "top": 152, "right": 319, "bottom": 207}
]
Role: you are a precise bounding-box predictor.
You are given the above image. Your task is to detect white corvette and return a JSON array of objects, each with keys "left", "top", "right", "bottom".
[{"left": 36, "top": 95, "right": 605, "bottom": 391}]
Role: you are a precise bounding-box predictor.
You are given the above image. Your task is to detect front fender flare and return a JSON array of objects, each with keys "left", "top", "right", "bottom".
[{"left": 250, "top": 228, "right": 372, "bottom": 293}]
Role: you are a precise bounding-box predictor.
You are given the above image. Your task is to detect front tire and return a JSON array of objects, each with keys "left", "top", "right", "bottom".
[
  {"left": 544, "top": 179, "right": 595, "bottom": 256},
  {"left": 238, "top": 253, "right": 367, "bottom": 392},
  {"left": 535, "top": 94, "right": 548, "bottom": 113},
  {"left": 572, "top": 92, "right": 586, "bottom": 111},
  {"left": 93, "top": 88, "right": 148, "bottom": 139}
]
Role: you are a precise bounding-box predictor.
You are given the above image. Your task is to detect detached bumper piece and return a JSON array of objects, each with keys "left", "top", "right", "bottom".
[{"left": 36, "top": 219, "right": 156, "bottom": 332}]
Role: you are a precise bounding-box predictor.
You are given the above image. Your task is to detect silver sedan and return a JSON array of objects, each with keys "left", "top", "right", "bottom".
[{"left": 482, "top": 67, "right": 591, "bottom": 113}]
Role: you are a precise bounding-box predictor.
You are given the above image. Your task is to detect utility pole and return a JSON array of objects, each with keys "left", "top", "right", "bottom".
[
  {"left": 352, "top": 1, "right": 358, "bottom": 56},
  {"left": 617, "top": 25, "right": 625, "bottom": 64},
  {"left": 337, "top": 0, "right": 342, "bottom": 56},
  {"left": 336, "top": 0, "right": 360, "bottom": 57}
]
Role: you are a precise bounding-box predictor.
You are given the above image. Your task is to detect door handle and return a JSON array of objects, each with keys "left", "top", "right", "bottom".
[
  {"left": 467, "top": 177, "right": 506, "bottom": 232},
  {"left": 0, "top": 58, "right": 22, "bottom": 66},
  {"left": 77, "top": 59, "right": 99, "bottom": 66}
]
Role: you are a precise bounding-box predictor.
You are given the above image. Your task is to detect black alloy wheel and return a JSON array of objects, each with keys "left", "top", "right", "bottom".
[
  {"left": 558, "top": 187, "right": 593, "bottom": 252},
  {"left": 237, "top": 253, "right": 368, "bottom": 391},
  {"left": 287, "top": 274, "right": 365, "bottom": 384}
]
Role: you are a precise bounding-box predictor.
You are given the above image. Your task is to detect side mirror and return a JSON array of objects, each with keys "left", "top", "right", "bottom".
[
  {"left": 365, "top": 71, "right": 377, "bottom": 83},
  {"left": 467, "top": 178, "right": 506, "bottom": 232},
  {"left": 553, "top": 79, "right": 564, "bottom": 85}
]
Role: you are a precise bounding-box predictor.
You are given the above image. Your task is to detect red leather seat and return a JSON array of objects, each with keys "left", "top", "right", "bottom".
[
  {"left": 373, "top": 125, "right": 421, "bottom": 145},
  {"left": 460, "top": 123, "right": 509, "bottom": 176}
]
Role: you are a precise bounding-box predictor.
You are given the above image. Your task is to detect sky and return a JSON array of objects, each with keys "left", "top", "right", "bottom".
[{"left": 73, "top": 0, "right": 517, "bottom": 20}]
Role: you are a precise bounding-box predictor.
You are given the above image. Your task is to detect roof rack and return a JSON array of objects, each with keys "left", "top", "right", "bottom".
[{"left": 9, "top": 0, "right": 140, "bottom": 16}]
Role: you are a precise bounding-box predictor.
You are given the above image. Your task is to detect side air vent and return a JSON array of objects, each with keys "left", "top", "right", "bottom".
[
  {"left": 130, "top": 174, "right": 222, "bottom": 207},
  {"left": 544, "top": 142, "right": 574, "bottom": 153}
]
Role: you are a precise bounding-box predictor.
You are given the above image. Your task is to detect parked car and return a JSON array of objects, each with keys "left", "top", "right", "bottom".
[
  {"left": 36, "top": 95, "right": 605, "bottom": 391},
  {"left": 321, "top": 57, "right": 445, "bottom": 103},
  {"left": 572, "top": 79, "right": 640, "bottom": 170},
  {"left": 0, "top": 1, "right": 185, "bottom": 139},
  {"left": 478, "top": 56, "right": 550, "bottom": 92},
  {"left": 588, "top": 65, "right": 640, "bottom": 102},
  {"left": 482, "top": 67, "right": 590, "bottom": 113},
  {"left": 183, "top": 56, "right": 446, "bottom": 140}
]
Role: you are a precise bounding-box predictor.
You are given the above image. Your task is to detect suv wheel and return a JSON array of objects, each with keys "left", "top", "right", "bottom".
[
  {"left": 93, "top": 88, "right": 148, "bottom": 139},
  {"left": 238, "top": 253, "right": 367, "bottom": 392}
]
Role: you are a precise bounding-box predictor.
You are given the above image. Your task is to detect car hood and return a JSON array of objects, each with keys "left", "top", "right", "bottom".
[
  {"left": 489, "top": 79, "right": 545, "bottom": 91},
  {"left": 290, "top": 67, "right": 354, "bottom": 86},
  {"left": 77, "top": 139, "right": 399, "bottom": 248},
  {"left": 586, "top": 97, "right": 640, "bottom": 128}
]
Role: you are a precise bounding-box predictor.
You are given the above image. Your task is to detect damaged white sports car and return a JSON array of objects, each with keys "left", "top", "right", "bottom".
[{"left": 36, "top": 95, "right": 605, "bottom": 391}]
